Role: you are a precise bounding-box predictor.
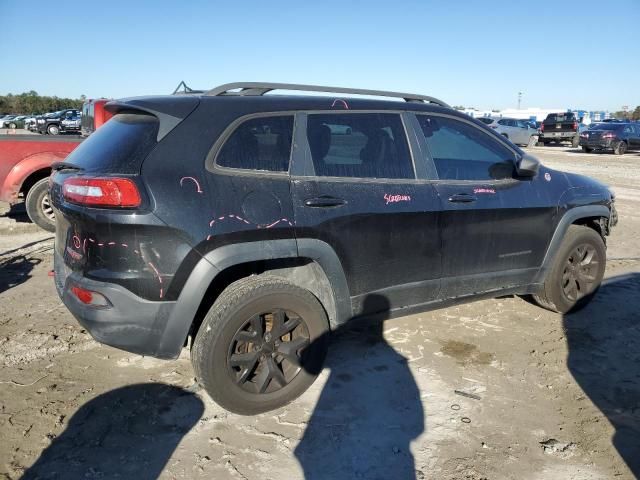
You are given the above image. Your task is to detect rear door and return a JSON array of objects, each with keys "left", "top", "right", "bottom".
[
  {"left": 290, "top": 111, "right": 442, "bottom": 315},
  {"left": 413, "top": 113, "right": 555, "bottom": 297}
]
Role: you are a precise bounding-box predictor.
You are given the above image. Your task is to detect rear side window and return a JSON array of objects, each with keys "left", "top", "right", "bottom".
[
  {"left": 306, "top": 113, "right": 414, "bottom": 179},
  {"left": 417, "top": 115, "right": 515, "bottom": 181},
  {"left": 216, "top": 115, "right": 294, "bottom": 172},
  {"left": 64, "top": 113, "right": 158, "bottom": 174}
]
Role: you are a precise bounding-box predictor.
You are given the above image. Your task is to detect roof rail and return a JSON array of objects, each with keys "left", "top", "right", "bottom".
[{"left": 203, "top": 82, "right": 450, "bottom": 107}]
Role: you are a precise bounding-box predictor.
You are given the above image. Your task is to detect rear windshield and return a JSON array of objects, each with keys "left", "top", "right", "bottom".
[
  {"left": 589, "top": 123, "right": 624, "bottom": 131},
  {"left": 64, "top": 113, "right": 159, "bottom": 173},
  {"left": 547, "top": 113, "right": 575, "bottom": 121}
]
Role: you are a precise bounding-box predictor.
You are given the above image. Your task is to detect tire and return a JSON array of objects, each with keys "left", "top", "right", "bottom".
[
  {"left": 192, "top": 275, "right": 330, "bottom": 415},
  {"left": 25, "top": 178, "right": 56, "bottom": 232},
  {"left": 536, "top": 141, "right": 545, "bottom": 147},
  {"left": 527, "top": 135, "right": 539, "bottom": 148},
  {"left": 582, "top": 146, "right": 592, "bottom": 153},
  {"left": 8, "top": 122, "right": 16, "bottom": 129},
  {"left": 614, "top": 141, "right": 627, "bottom": 155},
  {"left": 47, "top": 124, "right": 59, "bottom": 135},
  {"left": 533, "top": 225, "right": 606, "bottom": 314},
  {"left": 571, "top": 135, "right": 580, "bottom": 148}
]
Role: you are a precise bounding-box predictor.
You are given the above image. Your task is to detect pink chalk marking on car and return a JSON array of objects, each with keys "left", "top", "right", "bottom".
[
  {"left": 331, "top": 99, "right": 349, "bottom": 110},
  {"left": 179, "top": 176, "right": 203, "bottom": 193},
  {"left": 473, "top": 188, "right": 496, "bottom": 194},
  {"left": 384, "top": 193, "right": 411, "bottom": 205}
]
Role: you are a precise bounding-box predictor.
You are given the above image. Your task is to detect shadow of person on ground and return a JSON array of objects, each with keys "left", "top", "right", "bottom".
[
  {"left": 0, "top": 254, "right": 42, "bottom": 294},
  {"left": 295, "top": 294, "right": 425, "bottom": 480},
  {"left": 564, "top": 273, "right": 640, "bottom": 477},
  {"left": 21, "top": 383, "right": 205, "bottom": 480}
]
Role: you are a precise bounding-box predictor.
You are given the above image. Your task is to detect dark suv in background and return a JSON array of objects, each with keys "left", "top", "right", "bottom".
[{"left": 51, "top": 82, "right": 617, "bottom": 414}]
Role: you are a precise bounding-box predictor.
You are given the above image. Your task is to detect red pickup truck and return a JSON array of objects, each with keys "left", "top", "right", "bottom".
[{"left": 0, "top": 135, "right": 83, "bottom": 231}]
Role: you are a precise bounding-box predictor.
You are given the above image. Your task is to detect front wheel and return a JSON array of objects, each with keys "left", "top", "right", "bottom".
[
  {"left": 25, "top": 178, "right": 56, "bottom": 232},
  {"left": 47, "top": 124, "right": 59, "bottom": 135},
  {"left": 571, "top": 135, "right": 580, "bottom": 148},
  {"left": 192, "top": 275, "right": 329, "bottom": 415},
  {"left": 533, "top": 225, "right": 606, "bottom": 314}
]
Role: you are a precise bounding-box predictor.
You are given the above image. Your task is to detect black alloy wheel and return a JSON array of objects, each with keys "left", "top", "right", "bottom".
[
  {"left": 561, "top": 243, "right": 600, "bottom": 303},
  {"left": 227, "top": 308, "right": 309, "bottom": 394}
]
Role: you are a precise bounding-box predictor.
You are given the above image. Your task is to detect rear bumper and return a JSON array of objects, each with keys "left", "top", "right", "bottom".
[
  {"left": 54, "top": 251, "right": 182, "bottom": 359},
  {"left": 540, "top": 131, "right": 576, "bottom": 139},
  {"left": 579, "top": 139, "right": 614, "bottom": 149}
]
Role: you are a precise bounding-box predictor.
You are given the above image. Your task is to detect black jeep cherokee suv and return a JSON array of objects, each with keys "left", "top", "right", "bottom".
[{"left": 51, "top": 82, "right": 617, "bottom": 414}]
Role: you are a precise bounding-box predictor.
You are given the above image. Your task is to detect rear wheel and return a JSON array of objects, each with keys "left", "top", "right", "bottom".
[
  {"left": 25, "top": 178, "right": 56, "bottom": 232},
  {"left": 582, "top": 146, "right": 592, "bottom": 153},
  {"left": 192, "top": 275, "right": 329, "bottom": 415},
  {"left": 614, "top": 141, "right": 627, "bottom": 155},
  {"left": 47, "top": 124, "right": 59, "bottom": 135},
  {"left": 533, "top": 225, "right": 605, "bottom": 313}
]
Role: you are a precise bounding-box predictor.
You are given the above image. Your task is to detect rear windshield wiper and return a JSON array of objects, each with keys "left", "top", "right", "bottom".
[{"left": 51, "top": 161, "right": 84, "bottom": 172}]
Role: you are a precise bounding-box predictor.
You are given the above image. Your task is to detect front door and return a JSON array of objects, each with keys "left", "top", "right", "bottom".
[
  {"left": 413, "top": 113, "right": 556, "bottom": 298},
  {"left": 291, "top": 111, "right": 442, "bottom": 315}
]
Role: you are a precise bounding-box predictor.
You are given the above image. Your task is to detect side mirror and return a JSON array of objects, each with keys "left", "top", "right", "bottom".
[{"left": 516, "top": 153, "right": 540, "bottom": 177}]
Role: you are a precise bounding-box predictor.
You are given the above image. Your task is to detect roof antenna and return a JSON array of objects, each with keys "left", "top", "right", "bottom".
[{"left": 172, "top": 81, "right": 203, "bottom": 95}]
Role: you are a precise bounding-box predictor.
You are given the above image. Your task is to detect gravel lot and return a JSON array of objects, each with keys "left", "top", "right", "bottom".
[{"left": 1, "top": 146, "right": 639, "bottom": 480}]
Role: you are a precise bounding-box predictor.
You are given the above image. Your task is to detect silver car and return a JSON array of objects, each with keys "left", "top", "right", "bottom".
[{"left": 479, "top": 117, "right": 540, "bottom": 146}]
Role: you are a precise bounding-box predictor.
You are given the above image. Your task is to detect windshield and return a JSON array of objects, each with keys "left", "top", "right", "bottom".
[{"left": 589, "top": 123, "right": 624, "bottom": 131}]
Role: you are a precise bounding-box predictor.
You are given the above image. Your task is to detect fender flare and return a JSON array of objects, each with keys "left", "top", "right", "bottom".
[
  {"left": 155, "top": 238, "right": 351, "bottom": 359},
  {"left": 533, "top": 205, "right": 610, "bottom": 284}
]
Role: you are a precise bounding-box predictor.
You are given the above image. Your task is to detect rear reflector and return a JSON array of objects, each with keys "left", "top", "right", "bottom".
[
  {"left": 63, "top": 177, "right": 141, "bottom": 207},
  {"left": 71, "top": 286, "right": 111, "bottom": 307}
]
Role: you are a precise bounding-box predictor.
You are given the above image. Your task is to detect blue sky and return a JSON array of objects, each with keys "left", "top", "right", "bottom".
[{"left": 1, "top": 0, "right": 638, "bottom": 110}]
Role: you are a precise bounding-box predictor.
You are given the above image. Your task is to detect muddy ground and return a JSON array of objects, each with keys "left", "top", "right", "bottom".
[{"left": 1, "top": 146, "right": 639, "bottom": 480}]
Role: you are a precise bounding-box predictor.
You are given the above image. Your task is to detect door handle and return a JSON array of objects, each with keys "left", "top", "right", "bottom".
[
  {"left": 448, "top": 193, "right": 477, "bottom": 203},
  {"left": 304, "top": 196, "right": 347, "bottom": 208}
]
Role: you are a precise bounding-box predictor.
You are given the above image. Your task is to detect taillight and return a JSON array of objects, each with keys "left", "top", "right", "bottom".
[
  {"left": 540, "top": 123, "right": 544, "bottom": 132},
  {"left": 573, "top": 122, "right": 578, "bottom": 130},
  {"left": 62, "top": 177, "right": 141, "bottom": 208},
  {"left": 602, "top": 133, "right": 615, "bottom": 139}
]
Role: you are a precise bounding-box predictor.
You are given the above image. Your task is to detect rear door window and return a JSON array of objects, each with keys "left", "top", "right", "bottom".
[
  {"left": 305, "top": 113, "right": 414, "bottom": 179},
  {"left": 216, "top": 115, "right": 294, "bottom": 172},
  {"left": 416, "top": 115, "right": 516, "bottom": 181}
]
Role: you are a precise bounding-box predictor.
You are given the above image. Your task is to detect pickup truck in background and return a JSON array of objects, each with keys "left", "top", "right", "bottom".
[
  {"left": 539, "top": 112, "right": 580, "bottom": 147},
  {"left": 35, "top": 109, "right": 81, "bottom": 135},
  {"left": 0, "top": 136, "right": 83, "bottom": 231}
]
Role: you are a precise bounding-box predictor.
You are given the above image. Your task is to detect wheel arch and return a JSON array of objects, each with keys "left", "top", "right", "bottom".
[
  {"left": 20, "top": 167, "right": 52, "bottom": 197},
  {"left": 156, "top": 239, "right": 351, "bottom": 359},
  {"left": 533, "top": 205, "right": 610, "bottom": 285}
]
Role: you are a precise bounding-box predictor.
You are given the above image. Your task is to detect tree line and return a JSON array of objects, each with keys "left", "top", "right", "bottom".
[
  {"left": 0, "top": 91, "right": 86, "bottom": 115},
  {"left": 612, "top": 106, "right": 640, "bottom": 121}
]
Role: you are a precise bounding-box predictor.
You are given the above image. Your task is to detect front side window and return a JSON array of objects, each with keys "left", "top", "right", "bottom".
[
  {"left": 306, "top": 113, "right": 414, "bottom": 179},
  {"left": 416, "top": 115, "right": 516, "bottom": 181},
  {"left": 217, "top": 115, "right": 294, "bottom": 172}
]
